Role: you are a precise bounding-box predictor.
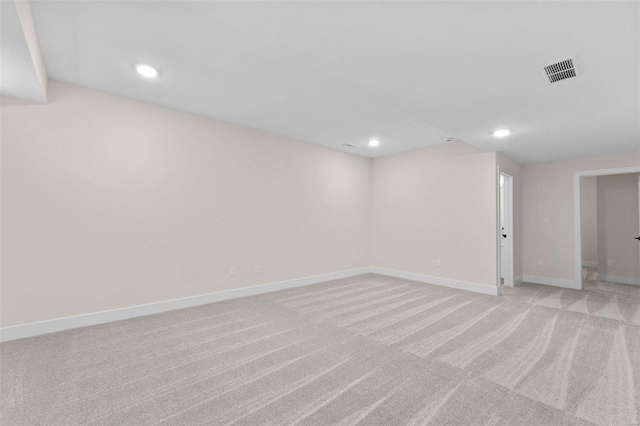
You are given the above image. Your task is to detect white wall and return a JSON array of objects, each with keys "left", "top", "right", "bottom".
[
  {"left": 522, "top": 152, "right": 640, "bottom": 283},
  {"left": 370, "top": 144, "right": 498, "bottom": 291},
  {"left": 9, "top": 81, "right": 636, "bottom": 332},
  {"left": 1, "top": 81, "right": 372, "bottom": 327},
  {"left": 580, "top": 176, "right": 598, "bottom": 265},
  {"left": 596, "top": 173, "right": 639, "bottom": 283}
]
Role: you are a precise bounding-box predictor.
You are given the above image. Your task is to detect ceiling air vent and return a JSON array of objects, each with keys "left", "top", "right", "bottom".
[
  {"left": 540, "top": 55, "right": 581, "bottom": 84},
  {"left": 343, "top": 143, "right": 357, "bottom": 148}
]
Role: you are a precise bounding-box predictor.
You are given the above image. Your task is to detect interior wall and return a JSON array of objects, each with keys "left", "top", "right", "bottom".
[
  {"left": 522, "top": 152, "right": 640, "bottom": 283},
  {"left": 580, "top": 176, "right": 598, "bottom": 265},
  {"left": 596, "top": 173, "right": 640, "bottom": 283},
  {"left": 370, "top": 144, "right": 499, "bottom": 290},
  {"left": 497, "top": 153, "right": 523, "bottom": 280},
  {"left": 12, "top": 81, "right": 634, "bottom": 329},
  {"left": 1, "top": 81, "right": 372, "bottom": 327}
]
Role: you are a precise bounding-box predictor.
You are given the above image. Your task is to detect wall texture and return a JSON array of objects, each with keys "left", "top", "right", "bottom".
[
  {"left": 596, "top": 173, "right": 639, "bottom": 283},
  {"left": 580, "top": 176, "right": 598, "bottom": 265},
  {"left": 1, "top": 81, "right": 372, "bottom": 327},
  {"left": 370, "top": 145, "right": 498, "bottom": 290},
  {"left": 522, "top": 152, "right": 640, "bottom": 283}
]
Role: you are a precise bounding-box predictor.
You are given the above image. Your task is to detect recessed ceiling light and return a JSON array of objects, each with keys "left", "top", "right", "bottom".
[
  {"left": 135, "top": 64, "right": 158, "bottom": 78},
  {"left": 492, "top": 129, "right": 511, "bottom": 138},
  {"left": 368, "top": 139, "right": 380, "bottom": 147}
]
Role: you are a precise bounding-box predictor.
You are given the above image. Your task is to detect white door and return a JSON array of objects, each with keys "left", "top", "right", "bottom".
[
  {"left": 500, "top": 173, "right": 514, "bottom": 286},
  {"left": 500, "top": 176, "right": 506, "bottom": 283}
]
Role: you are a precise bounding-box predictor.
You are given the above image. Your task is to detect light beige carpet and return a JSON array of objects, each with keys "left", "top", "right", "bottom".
[{"left": 1, "top": 272, "right": 639, "bottom": 425}]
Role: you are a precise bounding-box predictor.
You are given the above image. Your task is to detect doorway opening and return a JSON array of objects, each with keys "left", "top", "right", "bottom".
[
  {"left": 579, "top": 172, "right": 640, "bottom": 288},
  {"left": 499, "top": 172, "right": 514, "bottom": 287},
  {"left": 574, "top": 166, "right": 640, "bottom": 289}
]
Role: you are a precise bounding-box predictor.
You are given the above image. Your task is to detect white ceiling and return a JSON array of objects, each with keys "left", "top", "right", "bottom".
[
  {"left": 0, "top": 0, "right": 47, "bottom": 103},
  {"left": 18, "top": 1, "right": 640, "bottom": 162}
]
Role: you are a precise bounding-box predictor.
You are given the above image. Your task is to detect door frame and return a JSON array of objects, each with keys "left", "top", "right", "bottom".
[
  {"left": 498, "top": 170, "right": 514, "bottom": 287},
  {"left": 573, "top": 165, "right": 640, "bottom": 289}
]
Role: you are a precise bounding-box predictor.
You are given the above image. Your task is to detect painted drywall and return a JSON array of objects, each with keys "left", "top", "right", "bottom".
[
  {"left": 580, "top": 176, "right": 598, "bottom": 265},
  {"left": 522, "top": 152, "right": 640, "bottom": 282},
  {"left": 596, "top": 173, "right": 639, "bottom": 282},
  {"left": 14, "top": 0, "right": 48, "bottom": 100},
  {"left": 6, "top": 81, "right": 635, "bottom": 330},
  {"left": 1, "top": 81, "right": 372, "bottom": 327},
  {"left": 370, "top": 145, "right": 498, "bottom": 290},
  {"left": 0, "top": 0, "right": 48, "bottom": 103},
  {"left": 497, "top": 153, "right": 523, "bottom": 280}
]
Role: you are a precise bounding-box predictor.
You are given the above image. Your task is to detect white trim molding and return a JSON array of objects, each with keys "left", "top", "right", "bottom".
[
  {"left": 573, "top": 165, "right": 640, "bottom": 292},
  {"left": 514, "top": 275, "right": 524, "bottom": 286},
  {"left": 582, "top": 261, "right": 598, "bottom": 268},
  {"left": 523, "top": 275, "right": 581, "bottom": 290},
  {"left": 497, "top": 169, "right": 515, "bottom": 288},
  {"left": 1, "top": 267, "right": 505, "bottom": 342},
  {"left": 596, "top": 274, "right": 640, "bottom": 286},
  {"left": 0, "top": 268, "right": 369, "bottom": 342},
  {"left": 370, "top": 267, "right": 500, "bottom": 296}
]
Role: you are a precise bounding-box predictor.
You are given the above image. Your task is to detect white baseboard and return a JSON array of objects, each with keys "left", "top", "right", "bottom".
[
  {"left": 514, "top": 275, "right": 524, "bottom": 286},
  {"left": 370, "top": 267, "right": 499, "bottom": 296},
  {"left": 596, "top": 274, "right": 640, "bottom": 286},
  {"left": 0, "top": 268, "right": 369, "bottom": 342},
  {"left": 582, "top": 261, "right": 598, "bottom": 268},
  {"left": 523, "top": 275, "right": 581, "bottom": 290},
  {"left": 0, "top": 266, "right": 506, "bottom": 342}
]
